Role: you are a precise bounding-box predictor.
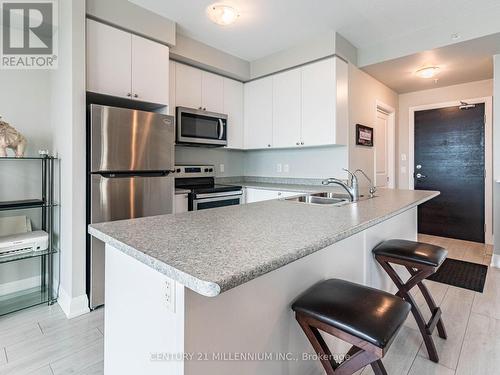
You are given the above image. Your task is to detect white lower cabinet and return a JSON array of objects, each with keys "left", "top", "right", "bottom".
[
  {"left": 245, "top": 188, "right": 298, "bottom": 203},
  {"left": 174, "top": 194, "right": 189, "bottom": 214}
]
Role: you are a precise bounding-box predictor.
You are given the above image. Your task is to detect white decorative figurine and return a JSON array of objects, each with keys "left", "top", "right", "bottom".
[{"left": 0, "top": 116, "right": 27, "bottom": 157}]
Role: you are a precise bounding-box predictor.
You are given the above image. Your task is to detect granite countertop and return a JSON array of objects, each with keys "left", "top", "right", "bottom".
[
  {"left": 89, "top": 188, "right": 438, "bottom": 298},
  {"left": 226, "top": 180, "right": 346, "bottom": 193}
]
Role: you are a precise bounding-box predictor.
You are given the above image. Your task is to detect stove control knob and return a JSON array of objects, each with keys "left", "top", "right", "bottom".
[
  {"left": 209, "top": 168, "right": 214, "bottom": 172},
  {"left": 204, "top": 168, "right": 209, "bottom": 172},
  {"left": 176, "top": 168, "right": 181, "bottom": 173}
]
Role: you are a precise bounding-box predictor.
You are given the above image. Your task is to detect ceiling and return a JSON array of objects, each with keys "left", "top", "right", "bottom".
[
  {"left": 362, "top": 33, "right": 500, "bottom": 94},
  {"left": 129, "top": 0, "right": 500, "bottom": 63}
]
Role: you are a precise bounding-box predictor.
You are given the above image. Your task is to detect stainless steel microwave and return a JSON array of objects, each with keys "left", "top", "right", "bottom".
[{"left": 176, "top": 107, "right": 228, "bottom": 147}]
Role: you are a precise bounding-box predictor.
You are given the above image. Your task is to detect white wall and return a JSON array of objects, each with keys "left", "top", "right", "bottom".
[
  {"left": 348, "top": 64, "right": 399, "bottom": 186},
  {"left": 493, "top": 56, "right": 500, "bottom": 257},
  {"left": 51, "top": 0, "right": 89, "bottom": 318},
  {"left": 244, "top": 146, "right": 348, "bottom": 179},
  {"left": 0, "top": 71, "right": 53, "bottom": 295},
  {"left": 398, "top": 79, "right": 493, "bottom": 189}
]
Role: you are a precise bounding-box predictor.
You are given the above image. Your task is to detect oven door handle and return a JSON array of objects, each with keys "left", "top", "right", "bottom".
[
  {"left": 195, "top": 190, "right": 243, "bottom": 199},
  {"left": 218, "top": 119, "right": 225, "bottom": 140}
]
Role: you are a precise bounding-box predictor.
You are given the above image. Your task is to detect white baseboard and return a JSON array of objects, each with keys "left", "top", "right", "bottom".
[
  {"left": 0, "top": 276, "right": 41, "bottom": 296},
  {"left": 57, "top": 287, "right": 90, "bottom": 319},
  {"left": 491, "top": 254, "right": 500, "bottom": 269}
]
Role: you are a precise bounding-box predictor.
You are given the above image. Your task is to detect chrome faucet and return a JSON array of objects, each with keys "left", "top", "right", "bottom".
[
  {"left": 322, "top": 169, "right": 360, "bottom": 202},
  {"left": 354, "top": 169, "right": 377, "bottom": 198}
]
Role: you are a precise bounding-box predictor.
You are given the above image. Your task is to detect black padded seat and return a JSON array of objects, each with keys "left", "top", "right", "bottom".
[
  {"left": 292, "top": 279, "right": 411, "bottom": 349},
  {"left": 373, "top": 239, "right": 448, "bottom": 268}
]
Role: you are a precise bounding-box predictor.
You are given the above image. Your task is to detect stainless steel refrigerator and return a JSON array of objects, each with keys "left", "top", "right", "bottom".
[{"left": 87, "top": 104, "right": 175, "bottom": 309}]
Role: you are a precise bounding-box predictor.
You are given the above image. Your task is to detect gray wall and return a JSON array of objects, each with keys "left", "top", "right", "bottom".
[
  {"left": 244, "top": 146, "right": 348, "bottom": 179},
  {"left": 86, "top": 0, "right": 176, "bottom": 46},
  {"left": 175, "top": 146, "right": 348, "bottom": 180},
  {"left": 175, "top": 147, "right": 245, "bottom": 177},
  {"left": 0, "top": 70, "right": 53, "bottom": 294}
]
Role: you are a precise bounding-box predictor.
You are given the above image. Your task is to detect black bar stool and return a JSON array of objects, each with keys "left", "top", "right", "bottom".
[
  {"left": 373, "top": 239, "right": 448, "bottom": 363},
  {"left": 292, "top": 279, "right": 411, "bottom": 375}
]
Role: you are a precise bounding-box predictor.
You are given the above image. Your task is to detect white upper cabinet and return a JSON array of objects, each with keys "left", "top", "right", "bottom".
[
  {"left": 86, "top": 19, "right": 132, "bottom": 99},
  {"left": 175, "top": 63, "right": 224, "bottom": 113},
  {"left": 131, "top": 35, "right": 169, "bottom": 105},
  {"left": 244, "top": 77, "right": 273, "bottom": 149},
  {"left": 224, "top": 78, "right": 244, "bottom": 149},
  {"left": 168, "top": 61, "right": 176, "bottom": 116},
  {"left": 86, "top": 19, "right": 170, "bottom": 106},
  {"left": 272, "top": 68, "right": 302, "bottom": 148},
  {"left": 202, "top": 71, "right": 224, "bottom": 113},
  {"left": 301, "top": 58, "right": 336, "bottom": 146},
  {"left": 242, "top": 56, "right": 348, "bottom": 150},
  {"left": 175, "top": 63, "right": 202, "bottom": 109}
]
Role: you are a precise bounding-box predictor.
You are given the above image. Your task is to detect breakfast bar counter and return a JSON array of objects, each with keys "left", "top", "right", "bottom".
[{"left": 88, "top": 188, "right": 438, "bottom": 375}]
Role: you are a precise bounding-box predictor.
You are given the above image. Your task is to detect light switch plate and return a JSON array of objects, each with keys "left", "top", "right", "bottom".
[
  {"left": 401, "top": 154, "right": 407, "bottom": 161},
  {"left": 276, "top": 163, "right": 282, "bottom": 173}
]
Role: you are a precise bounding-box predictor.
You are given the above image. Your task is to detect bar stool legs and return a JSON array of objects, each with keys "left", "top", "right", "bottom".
[
  {"left": 296, "top": 313, "right": 388, "bottom": 375},
  {"left": 375, "top": 255, "right": 447, "bottom": 363}
]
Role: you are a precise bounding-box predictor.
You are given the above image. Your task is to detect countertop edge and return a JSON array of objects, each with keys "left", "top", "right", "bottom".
[
  {"left": 88, "top": 190, "right": 439, "bottom": 297},
  {"left": 88, "top": 226, "right": 221, "bottom": 297}
]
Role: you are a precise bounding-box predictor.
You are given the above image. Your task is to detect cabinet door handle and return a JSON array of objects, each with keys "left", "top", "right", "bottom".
[
  {"left": 267, "top": 144, "right": 271, "bottom": 148},
  {"left": 134, "top": 94, "right": 139, "bottom": 98},
  {"left": 301, "top": 142, "right": 304, "bottom": 145},
  {"left": 296, "top": 142, "right": 300, "bottom": 146},
  {"left": 127, "top": 93, "right": 131, "bottom": 97}
]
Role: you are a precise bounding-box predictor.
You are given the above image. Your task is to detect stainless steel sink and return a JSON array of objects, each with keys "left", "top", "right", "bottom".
[
  {"left": 284, "top": 192, "right": 371, "bottom": 206},
  {"left": 284, "top": 193, "right": 350, "bottom": 206}
]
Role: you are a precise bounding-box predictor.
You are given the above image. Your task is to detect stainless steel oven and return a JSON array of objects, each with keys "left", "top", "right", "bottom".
[
  {"left": 174, "top": 165, "right": 243, "bottom": 211},
  {"left": 176, "top": 107, "right": 228, "bottom": 147},
  {"left": 192, "top": 190, "right": 243, "bottom": 211}
]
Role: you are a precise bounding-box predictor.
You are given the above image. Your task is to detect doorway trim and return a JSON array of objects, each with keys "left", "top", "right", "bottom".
[
  {"left": 375, "top": 100, "right": 396, "bottom": 188},
  {"left": 408, "top": 97, "right": 493, "bottom": 244}
]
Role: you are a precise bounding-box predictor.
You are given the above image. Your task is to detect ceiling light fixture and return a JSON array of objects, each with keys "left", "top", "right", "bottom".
[
  {"left": 415, "top": 66, "right": 440, "bottom": 79},
  {"left": 207, "top": 4, "right": 239, "bottom": 26}
]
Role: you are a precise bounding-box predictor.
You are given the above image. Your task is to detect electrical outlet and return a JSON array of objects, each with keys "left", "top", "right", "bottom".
[
  {"left": 276, "top": 163, "right": 282, "bottom": 173},
  {"left": 219, "top": 164, "right": 225, "bottom": 173},
  {"left": 164, "top": 279, "right": 176, "bottom": 312},
  {"left": 283, "top": 164, "right": 290, "bottom": 173}
]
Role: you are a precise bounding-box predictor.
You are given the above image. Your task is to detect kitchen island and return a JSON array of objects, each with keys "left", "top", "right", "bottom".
[{"left": 88, "top": 188, "right": 438, "bottom": 375}]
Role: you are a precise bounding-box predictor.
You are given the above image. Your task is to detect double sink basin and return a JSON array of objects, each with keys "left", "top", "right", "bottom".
[{"left": 284, "top": 192, "right": 370, "bottom": 206}]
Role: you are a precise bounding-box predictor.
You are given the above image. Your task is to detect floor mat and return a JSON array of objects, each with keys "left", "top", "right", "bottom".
[{"left": 428, "top": 258, "right": 488, "bottom": 292}]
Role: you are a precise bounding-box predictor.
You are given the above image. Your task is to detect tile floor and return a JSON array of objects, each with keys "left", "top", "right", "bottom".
[{"left": 0, "top": 234, "right": 496, "bottom": 375}]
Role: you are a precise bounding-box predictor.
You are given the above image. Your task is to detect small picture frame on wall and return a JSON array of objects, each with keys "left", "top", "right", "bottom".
[{"left": 356, "top": 124, "right": 374, "bottom": 147}]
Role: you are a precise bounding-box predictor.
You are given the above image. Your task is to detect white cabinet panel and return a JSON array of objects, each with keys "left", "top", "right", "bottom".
[
  {"left": 244, "top": 77, "right": 273, "bottom": 149},
  {"left": 245, "top": 188, "right": 298, "bottom": 203},
  {"left": 131, "top": 35, "right": 169, "bottom": 105},
  {"left": 168, "top": 61, "right": 176, "bottom": 116},
  {"left": 224, "top": 78, "right": 244, "bottom": 149},
  {"left": 202, "top": 72, "right": 224, "bottom": 113},
  {"left": 272, "top": 68, "right": 302, "bottom": 148},
  {"left": 86, "top": 19, "right": 132, "bottom": 99},
  {"left": 175, "top": 63, "right": 202, "bottom": 109},
  {"left": 174, "top": 194, "right": 189, "bottom": 214},
  {"left": 301, "top": 58, "right": 336, "bottom": 146}
]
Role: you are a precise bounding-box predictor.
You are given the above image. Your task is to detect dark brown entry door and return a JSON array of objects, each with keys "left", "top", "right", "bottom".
[{"left": 414, "top": 104, "right": 485, "bottom": 243}]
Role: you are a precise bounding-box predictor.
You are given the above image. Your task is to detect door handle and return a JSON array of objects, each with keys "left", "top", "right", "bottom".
[
  {"left": 416, "top": 173, "right": 427, "bottom": 179},
  {"left": 218, "top": 119, "right": 224, "bottom": 140}
]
